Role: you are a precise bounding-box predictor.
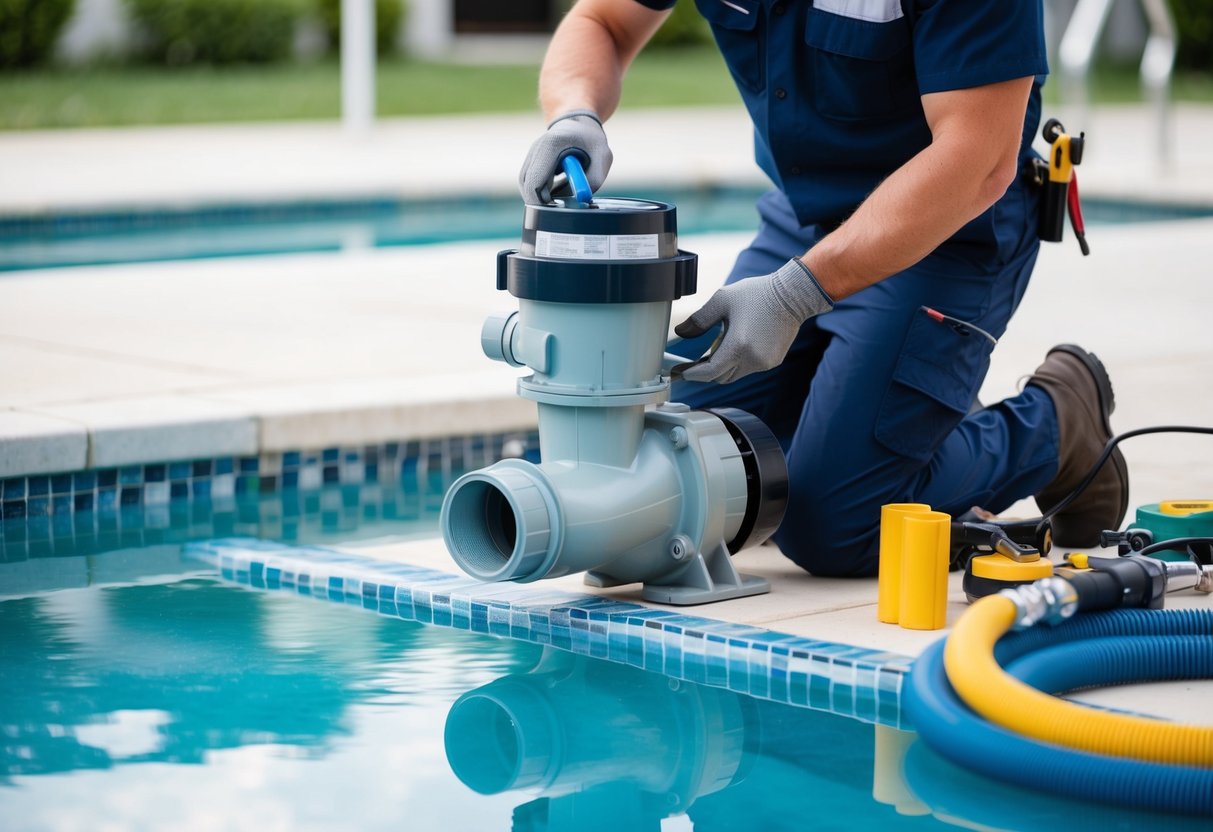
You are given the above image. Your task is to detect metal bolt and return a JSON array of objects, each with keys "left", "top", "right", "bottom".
[
  {"left": 668, "top": 426, "right": 689, "bottom": 450},
  {"left": 668, "top": 535, "right": 692, "bottom": 561}
]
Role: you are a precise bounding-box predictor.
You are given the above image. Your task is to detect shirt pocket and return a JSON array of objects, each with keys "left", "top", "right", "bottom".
[
  {"left": 873, "top": 311, "right": 994, "bottom": 462},
  {"left": 694, "top": 0, "right": 764, "bottom": 93},
  {"left": 804, "top": 8, "right": 917, "bottom": 122}
]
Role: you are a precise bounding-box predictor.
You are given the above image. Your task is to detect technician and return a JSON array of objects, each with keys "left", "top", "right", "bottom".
[{"left": 518, "top": 0, "right": 1128, "bottom": 577}]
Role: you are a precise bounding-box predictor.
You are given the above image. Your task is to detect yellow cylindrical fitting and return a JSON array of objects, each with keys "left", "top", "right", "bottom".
[
  {"left": 878, "top": 503, "right": 931, "bottom": 624},
  {"left": 899, "top": 511, "right": 951, "bottom": 631}
]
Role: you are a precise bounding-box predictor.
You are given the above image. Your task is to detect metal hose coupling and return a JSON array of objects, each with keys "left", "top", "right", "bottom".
[
  {"left": 1159, "top": 559, "right": 1213, "bottom": 594},
  {"left": 998, "top": 576, "right": 1079, "bottom": 630}
]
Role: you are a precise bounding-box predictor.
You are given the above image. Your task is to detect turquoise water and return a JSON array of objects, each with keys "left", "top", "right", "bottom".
[
  {"left": 1, "top": 492, "right": 1207, "bottom": 829},
  {"left": 0, "top": 188, "right": 763, "bottom": 272},
  {"left": 3, "top": 190, "right": 1211, "bottom": 272}
]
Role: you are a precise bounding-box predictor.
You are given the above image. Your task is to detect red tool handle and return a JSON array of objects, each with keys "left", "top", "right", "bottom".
[{"left": 1067, "top": 173, "right": 1090, "bottom": 256}]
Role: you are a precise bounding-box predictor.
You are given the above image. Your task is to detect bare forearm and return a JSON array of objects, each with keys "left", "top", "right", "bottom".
[
  {"left": 803, "top": 139, "right": 1010, "bottom": 298},
  {"left": 537, "top": 0, "right": 668, "bottom": 122},
  {"left": 539, "top": 17, "right": 626, "bottom": 120},
  {"left": 804, "top": 77, "right": 1033, "bottom": 300}
]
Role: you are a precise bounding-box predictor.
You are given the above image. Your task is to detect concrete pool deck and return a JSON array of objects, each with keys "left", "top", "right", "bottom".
[
  {"left": 3, "top": 104, "right": 1213, "bottom": 721},
  {"left": 3, "top": 103, "right": 1213, "bottom": 476}
]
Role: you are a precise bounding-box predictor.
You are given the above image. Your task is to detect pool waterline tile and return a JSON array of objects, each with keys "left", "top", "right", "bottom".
[{"left": 188, "top": 538, "right": 912, "bottom": 728}]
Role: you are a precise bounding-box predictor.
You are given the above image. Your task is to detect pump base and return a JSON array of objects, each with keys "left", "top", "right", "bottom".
[
  {"left": 643, "top": 573, "right": 770, "bottom": 606},
  {"left": 585, "top": 541, "right": 771, "bottom": 605}
]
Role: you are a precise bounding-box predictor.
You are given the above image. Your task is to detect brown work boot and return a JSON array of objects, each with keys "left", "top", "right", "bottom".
[{"left": 1028, "top": 344, "right": 1129, "bottom": 547}]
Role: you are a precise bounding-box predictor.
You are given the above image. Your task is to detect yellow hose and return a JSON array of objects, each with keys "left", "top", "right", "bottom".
[{"left": 943, "top": 595, "right": 1213, "bottom": 767}]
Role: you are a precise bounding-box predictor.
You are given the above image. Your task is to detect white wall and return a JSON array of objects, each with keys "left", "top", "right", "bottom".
[
  {"left": 56, "top": 0, "right": 134, "bottom": 64},
  {"left": 406, "top": 0, "right": 455, "bottom": 59}
]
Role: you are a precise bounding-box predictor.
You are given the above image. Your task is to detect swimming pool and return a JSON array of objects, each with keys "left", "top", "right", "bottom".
[
  {"left": 3, "top": 189, "right": 1211, "bottom": 272},
  {"left": 2, "top": 479, "right": 1207, "bottom": 830}
]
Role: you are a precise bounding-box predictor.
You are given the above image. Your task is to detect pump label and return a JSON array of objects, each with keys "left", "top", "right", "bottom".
[{"left": 535, "top": 231, "right": 659, "bottom": 260}]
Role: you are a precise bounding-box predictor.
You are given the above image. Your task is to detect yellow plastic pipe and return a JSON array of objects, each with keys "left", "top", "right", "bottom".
[
  {"left": 899, "top": 511, "right": 950, "bottom": 631},
  {"left": 944, "top": 595, "right": 1213, "bottom": 767},
  {"left": 877, "top": 503, "right": 931, "bottom": 624}
]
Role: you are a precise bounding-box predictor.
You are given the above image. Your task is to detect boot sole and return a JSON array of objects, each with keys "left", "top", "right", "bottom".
[{"left": 1046, "top": 344, "right": 1130, "bottom": 545}]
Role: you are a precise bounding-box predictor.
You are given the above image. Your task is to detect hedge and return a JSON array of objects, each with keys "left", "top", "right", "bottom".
[
  {"left": 125, "top": 0, "right": 304, "bottom": 65},
  {"left": 317, "top": 0, "right": 403, "bottom": 56},
  {"left": 0, "top": 0, "right": 75, "bottom": 68},
  {"left": 1172, "top": 0, "right": 1212, "bottom": 72}
]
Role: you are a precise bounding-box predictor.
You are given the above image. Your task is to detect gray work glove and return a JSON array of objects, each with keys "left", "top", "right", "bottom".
[
  {"left": 674, "top": 258, "right": 834, "bottom": 384},
  {"left": 518, "top": 110, "right": 613, "bottom": 205}
]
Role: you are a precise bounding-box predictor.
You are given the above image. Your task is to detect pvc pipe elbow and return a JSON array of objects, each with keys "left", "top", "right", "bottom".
[{"left": 441, "top": 463, "right": 558, "bottom": 583}]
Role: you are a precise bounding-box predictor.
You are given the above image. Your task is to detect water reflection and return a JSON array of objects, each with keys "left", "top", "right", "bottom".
[
  {"left": 1, "top": 575, "right": 1207, "bottom": 829},
  {"left": 445, "top": 651, "right": 1212, "bottom": 831},
  {"left": 0, "top": 577, "right": 536, "bottom": 780}
]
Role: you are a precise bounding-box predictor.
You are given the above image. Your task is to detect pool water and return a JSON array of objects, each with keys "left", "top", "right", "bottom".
[
  {"left": 2, "top": 495, "right": 1207, "bottom": 830},
  {"left": 3, "top": 190, "right": 1210, "bottom": 272},
  {"left": 0, "top": 188, "right": 766, "bottom": 272}
]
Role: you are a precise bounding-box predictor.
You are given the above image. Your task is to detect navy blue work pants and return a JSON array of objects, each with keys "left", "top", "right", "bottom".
[{"left": 671, "top": 191, "right": 1061, "bottom": 577}]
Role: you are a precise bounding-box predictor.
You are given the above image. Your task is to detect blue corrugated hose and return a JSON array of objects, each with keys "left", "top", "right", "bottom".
[{"left": 905, "top": 609, "right": 1213, "bottom": 816}]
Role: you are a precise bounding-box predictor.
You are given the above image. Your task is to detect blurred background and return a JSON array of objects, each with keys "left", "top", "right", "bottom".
[{"left": 0, "top": 0, "right": 1209, "bottom": 130}]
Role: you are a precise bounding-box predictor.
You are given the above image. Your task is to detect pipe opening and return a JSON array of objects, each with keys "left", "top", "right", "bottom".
[
  {"left": 446, "top": 480, "right": 519, "bottom": 577},
  {"left": 487, "top": 487, "right": 517, "bottom": 561}
]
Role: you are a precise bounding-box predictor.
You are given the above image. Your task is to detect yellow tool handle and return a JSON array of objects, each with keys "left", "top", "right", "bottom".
[{"left": 1048, "top": 134, "right": 1073, "bottom": 184}]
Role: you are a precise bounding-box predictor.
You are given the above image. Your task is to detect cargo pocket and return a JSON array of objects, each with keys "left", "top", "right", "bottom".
[
  {"left": 874, "top": 312, "right": 995, "bottom": 463},
  {"left": 694, "top": 0, "right": 764, "bottom": 93},
  {"left": 804, "top": 9, "right": 916, "bottom": 122}
]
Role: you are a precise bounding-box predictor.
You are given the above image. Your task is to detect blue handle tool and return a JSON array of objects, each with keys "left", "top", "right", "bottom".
[{"left": 561, "top": 154, "right": 594, "bottom": 206}]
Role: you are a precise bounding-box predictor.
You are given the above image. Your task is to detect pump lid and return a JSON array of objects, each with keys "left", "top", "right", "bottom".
[{"left": 523, "top": 197, "right": 678, "bottom": 238}]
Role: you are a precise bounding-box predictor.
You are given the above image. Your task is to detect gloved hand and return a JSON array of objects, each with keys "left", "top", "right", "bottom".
[
  {"left": 518, "top": 110, "right": 613, "bottom": 205},
  {"left": 674, "top": 258, "right": 834, "bottom": 384}
]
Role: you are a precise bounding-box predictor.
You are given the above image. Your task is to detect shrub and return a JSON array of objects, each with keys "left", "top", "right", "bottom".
[
  {"left": 552, "top": 0, "right": 708, "bottom": 49},
  {"left": 0, "top": 0, "right": 76, "bottom": 68},
  {"left": 317, "top": 0, "right": 403, "bottom": 56},
  {"left": 125, "top": 0, "right": 304, "bottom": 65},
  {"left": 1171, "top": 0, "right": 1212, "bottom": 73},
  {"left": 646, "top": 0, "right": 711, "bottom": 49}
]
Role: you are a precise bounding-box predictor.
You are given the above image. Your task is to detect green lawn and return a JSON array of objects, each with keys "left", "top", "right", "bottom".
[
  {"left": 0, "top": 48, "right": 739, "bottom": 130},
  {"left": 0, "top": 48, "right": 1209, "bottom": 131}
]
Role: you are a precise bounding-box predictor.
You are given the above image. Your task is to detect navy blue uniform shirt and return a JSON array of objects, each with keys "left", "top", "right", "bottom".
[{"left": 634, "top": 0, "right": 1048, "bottom": 268}]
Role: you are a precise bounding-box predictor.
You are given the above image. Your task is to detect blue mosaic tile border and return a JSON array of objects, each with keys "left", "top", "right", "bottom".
[
  {"left": 1, "top": 475, "right": 449, "bottom": 563},
  {"left": 0, "top": 430, "right": 539, "bottom": 524},
  {"left": 187, "top": 538, "right": 913, "bottom": 728}
]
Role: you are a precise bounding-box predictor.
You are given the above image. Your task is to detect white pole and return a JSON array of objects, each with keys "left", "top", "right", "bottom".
[{"left": 342, "top": 0, "right": 375, "bottom": 133}]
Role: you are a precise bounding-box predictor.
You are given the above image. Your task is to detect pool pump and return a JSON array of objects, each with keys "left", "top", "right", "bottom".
[{"left": 440, "top": 182, "right": 787, "bottom": 604}]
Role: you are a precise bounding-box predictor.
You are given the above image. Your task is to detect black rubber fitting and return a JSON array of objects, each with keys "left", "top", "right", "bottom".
[
  {"left": 498, "top": 249, "right": 698, "bottom": 304},
  {"left": 708, "top": 407, "right": 789, "bottom": 553}
]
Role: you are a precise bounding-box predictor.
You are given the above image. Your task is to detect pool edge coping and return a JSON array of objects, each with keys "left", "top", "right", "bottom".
[{"left": 1, "top": 372, "right": 537, "bottom": 479}]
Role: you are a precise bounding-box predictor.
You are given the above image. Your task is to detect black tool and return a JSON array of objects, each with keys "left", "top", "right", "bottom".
[{"left": 950, "top": 508, "right": 1051, "bottom": 572}]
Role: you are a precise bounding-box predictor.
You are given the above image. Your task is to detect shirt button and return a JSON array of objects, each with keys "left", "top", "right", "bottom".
[
  {"left": 789, "top": 166, "right": 802, "bottom": 175},
  {"left": 775, "top": 88, "right": 787, "bottom": 99},
  {"left": 773, "top": 2, "right": 786, "bottom": 14}
]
